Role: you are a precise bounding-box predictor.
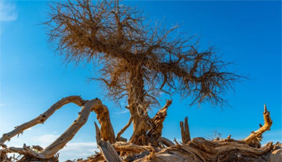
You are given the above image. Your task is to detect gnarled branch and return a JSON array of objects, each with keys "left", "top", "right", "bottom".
[
  {"left": 0, "top": 96, "right": 86, "bottom": 145},
  {"left": 243, "top": 104, "right": 273, "bottom": 145},
  {"left": 147, "top": 100, "right": 172, "bottom": 142}
]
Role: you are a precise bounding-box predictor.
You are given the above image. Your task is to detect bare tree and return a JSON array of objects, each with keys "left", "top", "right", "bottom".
[
  {"left": 45, "top": 0, "right": 240, "bottom": 145},
  {"left": 1, "top": 1, "right": 280, "bottom": 161}
]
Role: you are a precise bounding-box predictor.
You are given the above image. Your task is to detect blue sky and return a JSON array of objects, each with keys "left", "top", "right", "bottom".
[{"left": 0, "top": 0, "right": 281, "bottom": 161}]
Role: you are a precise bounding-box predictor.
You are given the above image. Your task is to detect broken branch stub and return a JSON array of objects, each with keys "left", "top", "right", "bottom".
[
  {"left": 94, "top": 105, "right": 116, "bottom": 143},
  {"left": 94, "top": 122, "right": 122, "bottom": 162},
  {"left": 147, "top": 100, "right": 172, "bottom": 142},
  {"left": 243, "top": 104, "right": 273, "bottom": 145},
  {"left": 180, "top": 116, "right": 191, "bottom": 145}
]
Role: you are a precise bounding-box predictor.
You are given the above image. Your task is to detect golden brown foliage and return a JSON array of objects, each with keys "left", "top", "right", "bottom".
[{"left": 46, "top": 0, "right": 242, "bottom": 111}]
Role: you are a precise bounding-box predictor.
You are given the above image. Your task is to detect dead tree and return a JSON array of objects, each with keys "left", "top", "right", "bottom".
[
  {"left": 45, "top": 0, "right": 241, "bottom": 145},
  {"left": 3, "top": 0, "right": 279, "bottom": 161}
]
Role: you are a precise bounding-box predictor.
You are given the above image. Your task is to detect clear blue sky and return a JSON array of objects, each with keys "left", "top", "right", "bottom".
[{"left": 0, "top": 0, "right": 281, "bottom": 161}]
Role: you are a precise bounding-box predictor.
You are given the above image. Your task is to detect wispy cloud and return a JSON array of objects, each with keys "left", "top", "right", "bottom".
[
  {"left": 0, "top": 0, "right": 17, "bottom": 21},
  {"left": 59, "top": 142, "right": 98, "bottom": 161},
  {"left": 5, "top": 133, "right": 98, "bottom": 161},
  {"left": 31, "top": 134, "right": 59, "bottom": 147},
  {"left": 32, "top": 134, "right": 99, "bottom": 160},
  {"left": 0, "top": 103, "right": 6, "bottom": 107},
  {"left": 114, "top": 109, "right": 129, "bottom": 115}
]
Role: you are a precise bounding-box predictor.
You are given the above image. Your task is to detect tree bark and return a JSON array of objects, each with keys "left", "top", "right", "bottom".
[
  {"left": 136, "top": 138, "right": 274, "bottom": 162},
  {"left": 94, "top": 105, "right": 116, "bottom": 143},
  {"left": 147, "top": 100, "right": 172, "bottom": 145},
  {"left": 159, "top": 137, "right": 175, "bottom": 147},
  {"left": 128, "top": 65, "right": 150, "bottom": 145}
]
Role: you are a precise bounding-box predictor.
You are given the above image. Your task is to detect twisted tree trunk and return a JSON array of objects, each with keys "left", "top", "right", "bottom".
[{"left": 127, "top": 65, "right": 149, "bottom": 145}]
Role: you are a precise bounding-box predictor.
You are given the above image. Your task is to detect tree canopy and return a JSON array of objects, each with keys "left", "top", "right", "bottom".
[{"left": 46, "top": 0, "right": 240, "bottom": 111}]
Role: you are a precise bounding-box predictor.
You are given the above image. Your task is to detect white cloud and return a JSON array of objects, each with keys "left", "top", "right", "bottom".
[
  {"left": 0, "top": 0, "right": 17, "bottom": 21},
  {"left": 0, "top": 103, "right": 6, "bottom": 107},
  {"left": 59, "top": 142, "right": 98, "bottom": 161},
  {"left": 31, "top": 134, "right": 59, "bottom": 147},
  {"left": 5, "top": 133, "right": 99, "bottom": 161}
]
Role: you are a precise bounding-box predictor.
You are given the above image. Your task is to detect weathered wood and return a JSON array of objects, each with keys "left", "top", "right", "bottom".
[
  {"left": 147, "top": 100, "right": 172, "bottom": 143},
  {"left": 159, "top": 137, "right": 175, "bottom": 147},
  {"left": 243, "top": 104, "right": 272, "bottom": 145},
  {"left": 41, "top": 99, "right": 103, "bottom": 158},
  {"left": 113, "top": 142, "right": 155, "bottom": 153},
  {"left": 94, "top": 105, "right": 116, "bottom": 144},
  {"left": 0, "top": 96, "right": 86, "bottom": 145},
  {"left": 270, "top": 150, "right": 282, "bottom": 162},
  {"left": 1, "top": 101, "right": 280, "bottom": 162},
  {"left": 136, "top": 138, "right": 275, "bottom": 162},
  {"left": 94, "top": 122, "right": 122, "bottom": 162},
  {"left": 180, "top": 116, "right": 191, "bottom": 145},
  {"left": 0, "top": 97, "right": 116, "bottom": 160}
]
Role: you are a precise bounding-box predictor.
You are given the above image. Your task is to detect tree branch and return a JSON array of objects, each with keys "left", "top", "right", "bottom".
[
  {"left": 0, "top": 96, "right": 86, "bottom": 146},
  {"left": 243, "top": 104, "right": 273, "bottom": 145}
]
